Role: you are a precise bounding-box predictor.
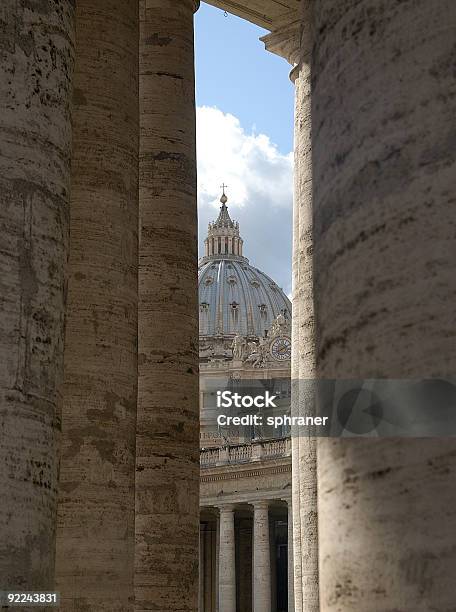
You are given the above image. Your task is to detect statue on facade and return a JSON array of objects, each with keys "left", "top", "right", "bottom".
[
  {"left": 231, "top": 334, "right": 245, "bottom": 359},
  {"left": 243, "top": 336, "right": 269, "bottom": 368},
  {"left": 269, "top": 312, "right": 291, "bottom": 339}
]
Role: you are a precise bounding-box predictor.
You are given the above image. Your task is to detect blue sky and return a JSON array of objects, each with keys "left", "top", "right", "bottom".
[
  {"left": 195, "top": 3, "right": 294, "bottom": 152},
  {"left": 195, "top": 3, "right": 294, "bottom": 295}
]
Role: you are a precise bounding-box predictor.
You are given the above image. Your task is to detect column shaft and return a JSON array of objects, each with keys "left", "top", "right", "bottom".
[
  {"left": 262, "top": 10, "right": 319, "bottom": 611},
  {"left": 218, "top": 507, "right": 236, "bottom": 612},
  {"left": 313, "top": 0, "right": 456, "bottom": 610},
  {"left": 292, "top": 8, "right": 319, "bottom": 611},
  {"left": 216, "top": 511, "right": 220, "bottom": 612},
  {"left": 200, "top": 524, "right": 205, "bottom": 611},
  {"left": 0, "top": 2, "right": 74, "bottom": 590},
  {"left": 253, "top": 502, "right": 271, "bottom": 612},
  {"left": 55, "top": 2, "right": 139, "bottom": 609},
  {"left": 136, "top": 1, "right": 200, "bottom": 610},
  {"left": 287, "top": 502, "right": 294, "bottom": 612}
]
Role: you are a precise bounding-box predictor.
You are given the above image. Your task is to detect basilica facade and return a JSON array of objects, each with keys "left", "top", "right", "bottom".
[{"left": 198, "top": 193, "right": 293, "bottom": 611}]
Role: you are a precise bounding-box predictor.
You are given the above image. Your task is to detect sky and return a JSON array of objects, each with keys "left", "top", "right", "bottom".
[{"left": 195, "top": 3, "right": 294, "bottom": 295}]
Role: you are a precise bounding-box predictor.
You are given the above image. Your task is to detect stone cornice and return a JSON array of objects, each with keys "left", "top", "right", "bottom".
[
  {"left": 200, "top": 462, "right": 291, "bottom": 483},
  {"left": 201, "top": 487, "right": 292, "bottom": 508},
  {"left": 260, "top": 12, "right": 302, "bottom": 65},
  {"left": 203, "top": 1, "right": 274, "bottom": 29},
  {"left": 260, "top": 2, "right": 313, "bottom": 80}
]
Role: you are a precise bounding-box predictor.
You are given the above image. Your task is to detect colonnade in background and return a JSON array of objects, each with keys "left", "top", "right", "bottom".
[{"left": 199, "top": 500, "right": 292, "bottom": 612}]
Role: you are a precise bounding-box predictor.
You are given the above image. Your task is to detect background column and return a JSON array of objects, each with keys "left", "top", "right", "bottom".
[
  {"left": 0, "top": 2, "right": 74, "bottom": 591},
  {"left": 287, "top": 501, "right": 294, "bottom": 612},
  {"left": 262, "top": 7, "right": 318, "bottom": 611},
  {"left": 252, "top": 501, "right": 271, "bottom": 612},
  {"left": 218, "top": 506, "right": 236, "bottom": 612},
  {"left": 200, "top": 523, "right": 205, "bottom": 611},
  {"left": 313, "top": 1, "right": 456, "bottom": 610},
  {"left": 55, "top": 1, "right": 139, "bottom": 609},
  {"left": 136, "top": 1, "right": 200, "bottom": 610}
]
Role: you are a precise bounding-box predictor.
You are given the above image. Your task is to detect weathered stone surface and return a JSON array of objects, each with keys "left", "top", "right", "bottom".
[
  {"left": 218, "top": 506, "right": 236, "bottom": 612},
  {"left": 55, "top": 1, "right": 139, "bottom": 609},
  {"left": 312, "top": 0, "right": 456, "bottom": 610},
  {"left": 282, "top": 4, "right": 320, "bottom": 609},
  {"left": 294, "top": 57, "right": 320, "bottom": 612},
  {"left": 135, "top": 1, "right": 199, "bottom": 610},
  {"left": 287, "top": 501, "right": 294, "bottom": 612},
  {"left": 0, "top": 0, "right": 74, "bottom": 593},
  {"left": 252, "top": 501, "right": 271, "bottom": 612}
]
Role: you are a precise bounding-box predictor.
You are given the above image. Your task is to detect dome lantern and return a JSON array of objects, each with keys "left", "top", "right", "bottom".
[{"left": 203, "top": 186, "right": 244, "bottom": 260}]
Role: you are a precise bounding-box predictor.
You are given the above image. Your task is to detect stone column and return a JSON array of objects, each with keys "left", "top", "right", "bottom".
[
  {"left": 0, "top": 2, "right": 74, "bottom": 591},
  {"left": 135, "top": 1, "right": 200, "bottom": 611},
  {"left": 55, "top": 2, "right": 139, "bottom": 610},
  {"left": 312, "top": 1, "right": 456, "bottom": 611},
  {"left": 218, "top": 506, "right": 236, "bottom": 612},
  {"left": 287, "top": 501, "right": 294, "bottom": 612},
  {"left": 262, "top": 7, "right": 318, "bottom": 612},
  {"left": 252, "top": 501, "right": 271, "bottom": 612},
  {"left": 199, "top": 523, "right": 205, "bottom": 611},
  {"left": 215, "top": 510, "right": 220, "bottom": 612}
]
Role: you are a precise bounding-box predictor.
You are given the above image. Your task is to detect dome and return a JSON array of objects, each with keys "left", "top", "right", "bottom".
[
  {"left": 199, "top": 259, "right": 291, "bottom": 338},
  {"left": 198, "top": 189, "right": 291, "bottom": 339}
]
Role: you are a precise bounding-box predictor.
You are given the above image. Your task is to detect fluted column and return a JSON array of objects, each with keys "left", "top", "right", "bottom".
[
  {"left": 218, "top": 506, "right": 236, "bottom": 612},
  {"left": 55, "top": 2, "right": 139, "bottom": 609},
  {"left": 252, "top": 501, "right": 271, "bottom": 612},
  {"left": 0, "top": 2, "right": 74, "bottom": 591},
  {"left": 135, "top": 1, "right": 200, "bottom": 610},
  {"left": 313, "top": 1, "right": 456, "bottom": 610}
]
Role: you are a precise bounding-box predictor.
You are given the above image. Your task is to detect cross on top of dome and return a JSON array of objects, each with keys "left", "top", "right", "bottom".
[
  {"left": 220, "top": 183, "right": 228, "bottom": 204},
  {"left": 213, "top": 184, "right": 235, "bottom": 228}
]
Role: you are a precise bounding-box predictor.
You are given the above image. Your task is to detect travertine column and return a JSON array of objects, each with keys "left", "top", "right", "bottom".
[
  {"left": 0, "top": 2, "right": 74, "bottom": 591},
  {"left": 136, "top": 1, "right": 200, "bottom": 610},
  {"left": 293, "top": 53, "right": 319, "bottom": 612},
  {"left": 55, "top": 2, "right": 139, "bottom": 609},
  {"left": 218, "top": 506, "right": 236, "bottom": 612},
  {"left": 215, "top": 511, "right": 220, "bottom": 612},
  {"left": 313, "top": 1, "right": 456, "bottom": 610},
  {"left": 199, "top": 523, "right": 205, "bottom": 611},
  {"left": 252, "top": 501, "right": 271, "bottom": 612},
  {"left": 262, "top": 7, "right": 318, "bottom": 611},
  {"left": 287, "top": 501, "right": 295, "bottom": 612}
]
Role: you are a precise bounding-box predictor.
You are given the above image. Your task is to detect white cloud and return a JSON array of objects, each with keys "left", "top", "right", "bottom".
[{"left": 197, "top": 105, "right": 293, "bottom": 294}]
